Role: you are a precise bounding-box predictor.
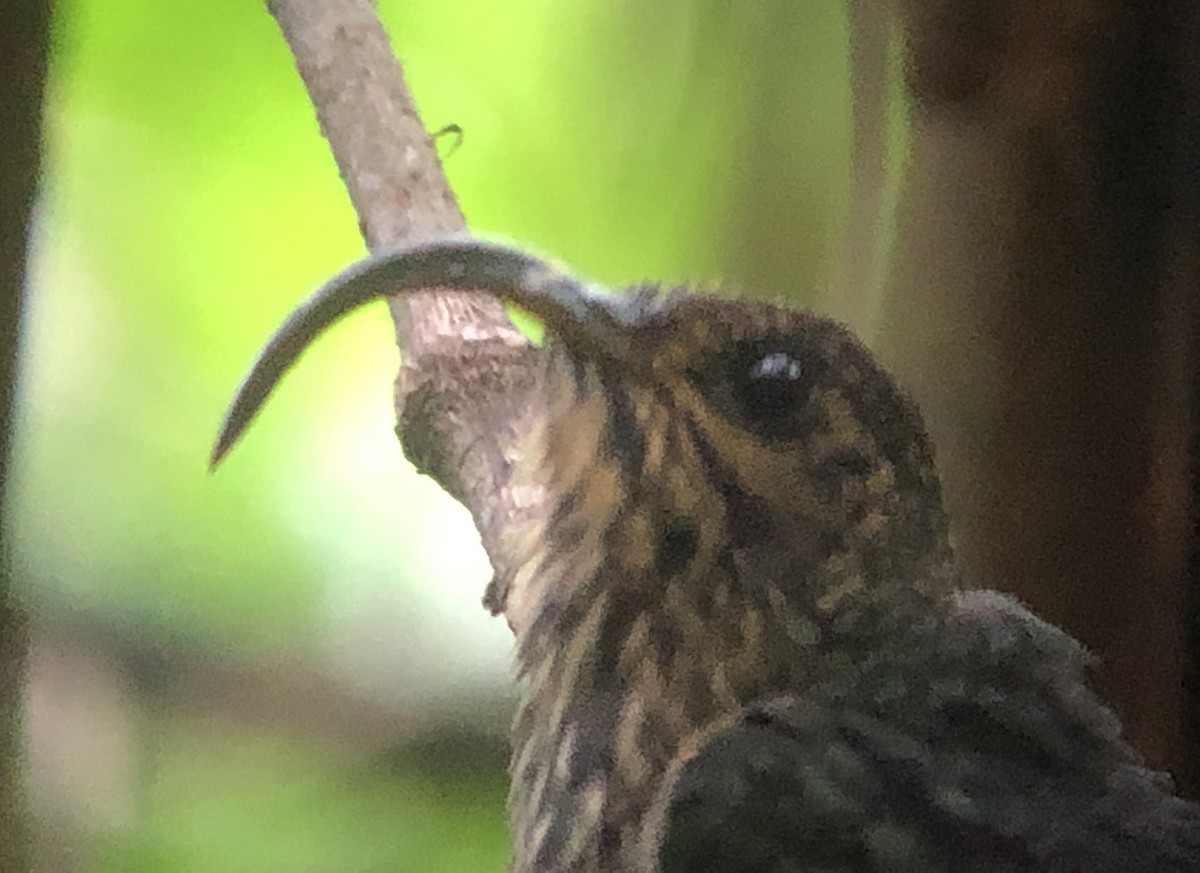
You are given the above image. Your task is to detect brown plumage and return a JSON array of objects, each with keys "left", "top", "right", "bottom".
[{"left": 214, "top": 239, "right": 1200, "bottom": 871}]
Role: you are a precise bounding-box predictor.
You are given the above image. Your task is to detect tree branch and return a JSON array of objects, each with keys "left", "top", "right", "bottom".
[{"left": 264, "top": 0, "right": 548, "bottom": 620}]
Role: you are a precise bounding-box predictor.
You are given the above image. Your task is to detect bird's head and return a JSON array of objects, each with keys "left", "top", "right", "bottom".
[{"left": 213, "top": 239, "right": 957, "bottom": 654}]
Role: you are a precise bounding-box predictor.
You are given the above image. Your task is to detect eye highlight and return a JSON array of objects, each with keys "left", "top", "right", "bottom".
[{"left": 749, "top": 351, "right": 804, "bottom": 382}]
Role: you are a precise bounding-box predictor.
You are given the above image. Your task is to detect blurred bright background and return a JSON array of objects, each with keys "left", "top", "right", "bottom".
[{"left": 13, "top": 1, "right": 874, "bottom": 869}]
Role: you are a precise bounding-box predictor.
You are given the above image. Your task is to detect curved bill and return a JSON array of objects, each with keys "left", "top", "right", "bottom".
[{"left": 210, "top": 237, "right": 628, "bottom": 469}]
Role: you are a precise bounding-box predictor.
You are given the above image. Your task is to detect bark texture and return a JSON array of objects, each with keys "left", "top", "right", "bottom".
[{"left": 265, "top": 0, "right": 549, "bottom": 621}]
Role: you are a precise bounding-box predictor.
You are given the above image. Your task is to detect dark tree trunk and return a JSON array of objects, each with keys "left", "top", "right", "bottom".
[
  {"left": 0, "top": 0, "right": 51, "bottom": 868},
  {"left": 884, "top": 0, "right": 1200, "bottom": 785}
]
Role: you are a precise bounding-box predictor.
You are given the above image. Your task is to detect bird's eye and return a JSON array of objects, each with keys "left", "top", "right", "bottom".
[
  {"left": 690, "top": 338, "right": 819, "bottom": 442},
  {"left": 738, "top": 350, "right": 812, "bottom": 434}
]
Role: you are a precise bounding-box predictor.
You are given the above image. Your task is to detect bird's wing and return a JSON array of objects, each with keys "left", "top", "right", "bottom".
[
  {"left": 649, "top": 701, "right": 956, "bottom": 873},
  {"left": 644, "top": 590, "right": 1200, "bottom": 872}
]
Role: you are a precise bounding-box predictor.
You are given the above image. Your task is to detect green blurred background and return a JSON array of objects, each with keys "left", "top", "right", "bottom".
[{"left": 14, "top": 1, "right": 877, "bottom": 869}]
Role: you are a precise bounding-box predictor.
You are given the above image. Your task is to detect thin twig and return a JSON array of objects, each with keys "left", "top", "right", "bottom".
[{"left": 265, "top": 0, "right": 522, "bottom": 352}]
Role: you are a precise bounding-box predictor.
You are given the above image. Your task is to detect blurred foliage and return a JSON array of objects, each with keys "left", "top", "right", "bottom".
[
  {"left": 94, "top": 718, "right": 509, "bottom": 873},
  {"left": 13, "top": 0, "right": 861, "bottom": 868}
]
